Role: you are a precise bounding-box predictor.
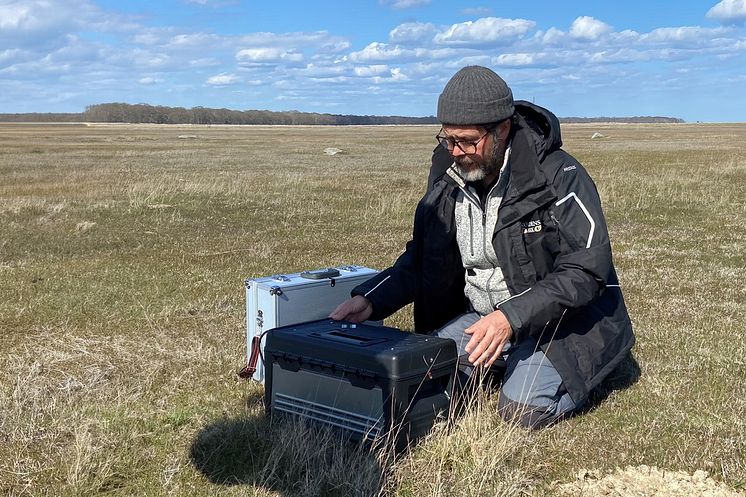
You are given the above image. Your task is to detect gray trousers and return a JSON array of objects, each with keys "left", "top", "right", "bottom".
[{"left": 433, "top": 312, "right": 583, "bottom": 428}]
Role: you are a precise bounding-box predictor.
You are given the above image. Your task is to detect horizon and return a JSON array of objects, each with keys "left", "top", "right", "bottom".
[
  {"left": 0, "top": 101, "right": 690, "bottom": 122},
  {"left": 1, "top": 1, "right": 745, "bottom": 122}
]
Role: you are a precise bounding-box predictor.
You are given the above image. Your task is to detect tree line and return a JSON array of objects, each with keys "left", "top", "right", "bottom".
[
  {"left": 0, "top": 103, "right": 439, "bottom": 125},
  {"left": 0, "top": 102, "right": 684, "bottom": 124}
]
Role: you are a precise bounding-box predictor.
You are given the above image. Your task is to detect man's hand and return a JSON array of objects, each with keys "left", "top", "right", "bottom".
[
  {"left": 464, "top": 310, "right": 513, "bottom": 367},
  {"left": 329, "top": 295, "right": 373, "bottom": 323}
]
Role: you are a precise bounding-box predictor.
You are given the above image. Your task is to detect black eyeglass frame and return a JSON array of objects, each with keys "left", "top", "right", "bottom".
[{"left": 435, "top": 123, "right": 499, "bottom": 155}]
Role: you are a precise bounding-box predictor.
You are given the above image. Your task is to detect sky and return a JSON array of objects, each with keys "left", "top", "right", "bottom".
[{"left": 1, "top": 0, "right": 745, "bottom": 122}]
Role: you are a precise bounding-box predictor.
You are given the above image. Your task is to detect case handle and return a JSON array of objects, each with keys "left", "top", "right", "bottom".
[
  {"left": 300, "top": 268, "right": 341, "bottom": 280},
  {"left": 238, "top": 335, "right": 263, "bottom": 379}
]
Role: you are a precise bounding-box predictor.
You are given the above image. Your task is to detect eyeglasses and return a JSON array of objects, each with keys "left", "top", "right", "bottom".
[{"left": 435, "top": 126, "right": 495, "bottom": 154}]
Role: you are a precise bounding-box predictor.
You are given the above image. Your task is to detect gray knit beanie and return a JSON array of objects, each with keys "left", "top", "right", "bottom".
[{"left": 437, "top": 66, "right": 514, "bottom": 125}]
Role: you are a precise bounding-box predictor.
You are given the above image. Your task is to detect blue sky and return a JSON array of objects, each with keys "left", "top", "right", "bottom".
[{"left": 1, "top": 0, "right": 745, "bottom": 121}]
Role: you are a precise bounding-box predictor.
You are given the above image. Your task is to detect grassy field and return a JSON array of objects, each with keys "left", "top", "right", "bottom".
[{"left": 1, "top": 122, "right": 745, "bottom": 496}]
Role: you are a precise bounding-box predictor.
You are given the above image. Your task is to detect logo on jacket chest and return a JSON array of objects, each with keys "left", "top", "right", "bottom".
[{"left": 522, "top": 219, "right": 543, "bottom": 234}]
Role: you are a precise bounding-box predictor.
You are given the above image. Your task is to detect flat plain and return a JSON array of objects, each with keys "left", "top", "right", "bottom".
[{"left": 1, "top": 122, "right": 745, "bottom": 496}]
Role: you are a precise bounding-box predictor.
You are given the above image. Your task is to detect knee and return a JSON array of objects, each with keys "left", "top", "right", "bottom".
[{"left": 497, "top": 391, "right": 570, "bottom": 429}]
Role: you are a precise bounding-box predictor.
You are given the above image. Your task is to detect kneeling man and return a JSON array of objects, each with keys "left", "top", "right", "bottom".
[{"left": 331, "top": 66, "right": 635, "bottom": 428}]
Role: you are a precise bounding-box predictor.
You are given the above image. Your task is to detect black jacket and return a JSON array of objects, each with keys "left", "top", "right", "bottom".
[{"left": 353, "top": 101, "right": 635, "bottom": 403}]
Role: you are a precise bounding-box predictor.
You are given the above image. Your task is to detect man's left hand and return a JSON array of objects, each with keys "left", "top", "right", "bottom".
[{"left": 464, "top": 310, "right": 513, "bottom": 367}]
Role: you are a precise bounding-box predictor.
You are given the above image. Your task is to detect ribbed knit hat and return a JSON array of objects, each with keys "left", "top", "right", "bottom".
[{"left": 437, "top": 66, "right": 514, "bottom": 125}]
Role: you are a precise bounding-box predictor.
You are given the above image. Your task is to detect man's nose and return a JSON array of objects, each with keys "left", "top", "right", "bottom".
[{"left": 451, "top": 145, "right": 465, "bottom": 157}]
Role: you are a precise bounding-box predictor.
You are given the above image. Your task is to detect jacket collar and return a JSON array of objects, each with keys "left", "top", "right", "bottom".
[{"left": 501, "top": 116, "right": 550, "bottom": 207}]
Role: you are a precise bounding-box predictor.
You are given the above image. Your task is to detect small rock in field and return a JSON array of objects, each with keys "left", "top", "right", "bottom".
[{"left": 75, "top": 221, "right": 96, "bottom": 233}]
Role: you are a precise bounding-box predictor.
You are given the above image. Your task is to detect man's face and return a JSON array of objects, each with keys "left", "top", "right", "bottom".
[{"left": 442, "top": 121, "right": 509, "bottom": 183}]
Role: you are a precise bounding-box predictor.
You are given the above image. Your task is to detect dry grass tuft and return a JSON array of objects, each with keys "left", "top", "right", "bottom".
[{"left": 385, "top": 379, "right": 533, "bottom": 497}]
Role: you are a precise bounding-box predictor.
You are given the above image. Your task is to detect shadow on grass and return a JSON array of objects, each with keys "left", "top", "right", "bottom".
[
  {"left": 582, "top": 352, "right": 642, "bottom": 413},
  {"left": 189, "top": 396, "right": 272, "bottom": 487},
  {"left": 189, "top": 395, "right": 385, "bottom": 497}
]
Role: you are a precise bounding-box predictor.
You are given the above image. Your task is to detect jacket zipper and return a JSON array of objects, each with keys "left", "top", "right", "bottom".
[
  {"left": 481, "top": 185, "right": 503, "bottom": 310},
  {"left": 468, "top": 203, "right": 474, "bottom": 256},
  {"left": 550, "top": 211, "right": 582, "bottom": 251}
]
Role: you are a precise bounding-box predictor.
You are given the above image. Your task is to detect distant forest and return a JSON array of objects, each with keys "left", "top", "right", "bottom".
[{"left": 0, "top": 102, "right": 684, "bottom": 124}]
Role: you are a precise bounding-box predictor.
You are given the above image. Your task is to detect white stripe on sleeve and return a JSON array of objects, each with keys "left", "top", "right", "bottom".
[{"left": 555, "top": 192, "right": 596, "bottom": 248}]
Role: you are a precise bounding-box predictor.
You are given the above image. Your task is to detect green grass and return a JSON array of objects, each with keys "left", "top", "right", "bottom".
[{"left": 1, "top": 122, "right": 745, "bottom": 496}]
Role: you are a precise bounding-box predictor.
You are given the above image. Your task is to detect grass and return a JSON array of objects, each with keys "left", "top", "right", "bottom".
[{"left": 1, "top": 122, "right": 745, "bottom": 496}]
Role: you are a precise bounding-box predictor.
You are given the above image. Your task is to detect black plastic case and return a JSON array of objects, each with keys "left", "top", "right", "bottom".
[{"left": 264, "top": 319, "right": 457, "bottom": 449}]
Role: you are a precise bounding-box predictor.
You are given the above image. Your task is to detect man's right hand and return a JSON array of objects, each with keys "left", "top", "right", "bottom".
[{"left": 329, "top": 295, "right": 373, "bottom": 323}]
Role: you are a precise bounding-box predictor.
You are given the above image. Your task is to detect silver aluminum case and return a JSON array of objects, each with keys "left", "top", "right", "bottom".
[{"left": 245, "top": 265, "right": 379, "bottom": 383}]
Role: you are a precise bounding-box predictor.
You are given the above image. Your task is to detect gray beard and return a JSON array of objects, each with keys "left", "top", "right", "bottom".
[
  {"left": 454, "top": 135, "right": 505, "bottom": 183},
  {"left": 455, "top": 162, "right": 490, "bottom": 182}
]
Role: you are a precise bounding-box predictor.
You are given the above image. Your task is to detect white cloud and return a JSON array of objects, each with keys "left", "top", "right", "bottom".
[
  {"left": 569, "top": 16, "right": 612, "bottom": 40},
  {"left": 348, "top": 42, "right": 409, "bottom": 62},
  {"left": 206, "top": 72, "right": 240, "bottom": 85},
  {"left": 297, "top": 63, "right": 347, "bottom": 78},
  {"left": 0, "top": 0, "right": 145, "bottom": 50},
  {"left": 189, "top": 57, "right": 221, "bottom": 67},
  {"left": 306, "top": 75, "right": 349, "bottom": 84},
  {"left": 640, "top": 26, "right": 730, "bottom": 44},
  {"left": 494, "top": 53, "right": 534, "bottom": 66},
  {"left": 133, "top": 33, "right": 161, "bottom": 45},
  {"left": 0, "top": 3, "right": 29, "bottom": 29},
  {"left": 318, "top": 40, "right": 351, "bottom": 53},
  {"left": 237, "top": 31, "right": 347, "bottom": 47},
  {"left": 588, "top": 49, "right": 649, "bottom": 64},
  {"left": 537, "top": 19, "right": 735, "bottom": 57},
  {"left": 379, "top": 0, "right": 431, "bottom": 9},
  {"left": 707, "top": 0, "right": 746, "bottom": 24},
  {"left": 389, "top": 22, "right": 437, "bottom": 44},
  {"left": 168, "top": 33, "right": 222, "bottom": 48},
  {"left": 371, "top": 67, "right": 409, "bottom": 83},
  {"left": 138, "top": 77, "right": 162, "bottom": 85},
  {"left": 434, "top": 17, "right": 536, "bottom": 45},
  {"left": 0, "top": 48, "right": 25, "bottom": 64},
  {"left": 0, "top": 0, "right": 100, "bottom": 48},
  {"left": 236, "top": 48, "right": 303, "bottom": 63},
  {"left": 128, "top": 49, "right": 171, "bottom": 68},
  {"left": 389, "top": 67, "right": 407, "bottom": 81},
  {"left": 613, "top": 29, "right": 642, "bottom": 44},
  {"left": 444, "top": 54, "right": 493, "bottom": 68},
  {"left": 540, "top": 27, "right": 565, "bottom": 45},
  {"left": 0, "top": 1, "right": 82, "bottom": 33},
  {"left": 353, "top": 65, "right": 390, "bottom": 77}
]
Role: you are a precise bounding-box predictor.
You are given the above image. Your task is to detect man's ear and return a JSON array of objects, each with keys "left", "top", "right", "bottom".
[{"left": 498, "top": 119, "right": 511, "bottom": 141}]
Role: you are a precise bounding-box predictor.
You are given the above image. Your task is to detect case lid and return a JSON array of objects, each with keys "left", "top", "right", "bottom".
[
  {"left": 265, "top": 319, "right": 457, "bottom": 381},
  {"left": 246, "top": 265, "right": 378, "bottom": 291}
]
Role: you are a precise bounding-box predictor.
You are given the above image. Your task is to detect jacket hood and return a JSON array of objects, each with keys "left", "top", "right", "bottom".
[
  {"left": 514, "top": 100, "right": 562, "bottom": 162},
  {"left": 427, "top": 100, "right": 564, "bottom": 194}
]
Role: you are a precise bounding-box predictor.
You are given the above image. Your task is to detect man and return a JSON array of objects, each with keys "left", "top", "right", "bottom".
[{"left": 330, "top": 66, "right": 635, "bottom": 428}]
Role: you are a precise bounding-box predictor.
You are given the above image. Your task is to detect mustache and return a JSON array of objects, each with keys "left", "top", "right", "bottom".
[{"left": 454, "top": 156, "right": 482, "bottom": 167}]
